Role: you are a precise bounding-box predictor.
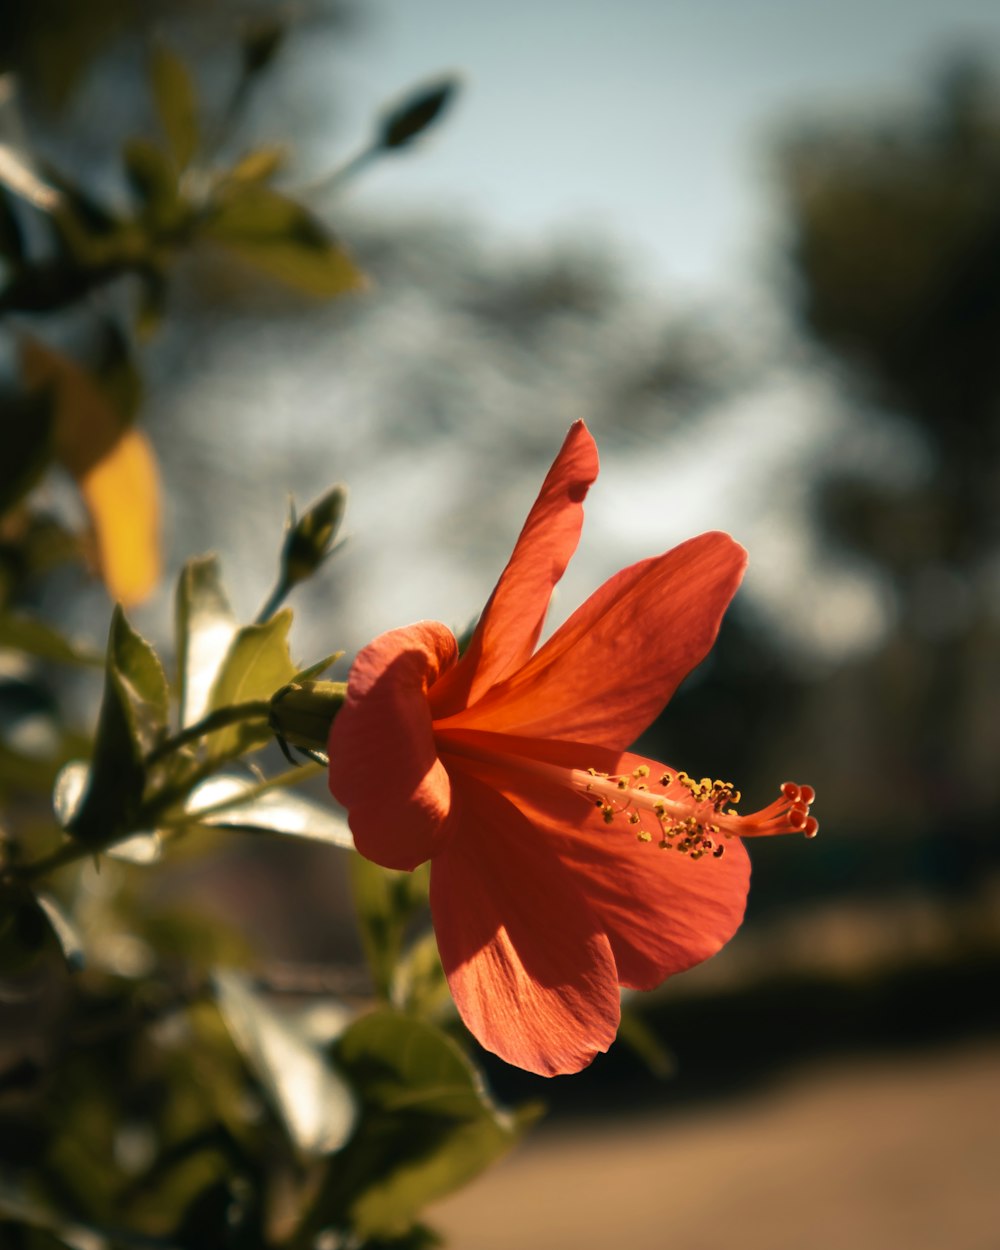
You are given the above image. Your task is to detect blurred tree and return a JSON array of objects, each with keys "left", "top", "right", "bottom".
[{"left": 773, "top": 58, "right": 1000, "bottom": 863}]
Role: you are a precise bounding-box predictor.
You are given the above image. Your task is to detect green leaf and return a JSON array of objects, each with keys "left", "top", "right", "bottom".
[
  {"left": 0, "top": 189, "right": 26, "bottom": 263},
  {"left": 174, "top": 555, "right": 238, "bottom": 728},
  {"left": 393, "top": 929, "right": 452, "bottom": 1019},
  {"left": 205, "top": 608, "right": 297, "bottom": 759},
  {"left": 228, "top": 146, "right": 286, "bottom": 184},
  {"left": 202, "top": 186, "right": 367, "bottom": 298},
  {"left": 67, "top": 606, "right": 168, "bottom": 844},
  {"left": 185, "top": 774, "right": 353, "bottom": 848},
  {"left": 617, "top": 999, "right": 676, "bottom": 1079},
  {"left": 350, "top": 857, "right": 430, "bottom": 1001},
  {"left": 122, "top": 136, "right": 180, "bottom": 229},
  {"left": 379, "top": 78, "right": 459, "bottom": 151},
  {"left": 150, "top": 42, "right": 199, "bottom": 171},
  {"left": 0, "top": 614, "right": 103, "bottom": 667},
  {"left": 0, "top": 384, "right": 55, "bottom": 514},
  {"left": 0, "top": 887, "right": 55, "bottom": 974},
  {"left": 214, "top": 970, "right": 357, "bottom": 1157},
  {"left": 315, "top": 1010, "right": 536, "bottom": 1240}
]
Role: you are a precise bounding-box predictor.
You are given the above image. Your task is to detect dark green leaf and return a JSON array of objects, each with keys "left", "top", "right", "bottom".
[
  {"left": 393, "top": 930, "right": 451, "bottom": 1020},
  {"left": 94, "top": 319, "right": 143, "bottom": 424},
  {"left": 122, "top": 137, "right": 180, "bottom": 228},
  {"left": 0, "top": 887, "right": 54, "bottom": 974},
  {"left": 0, "top": 614, "right": 103, "bottom": 667},
  {"left": 0, "top": 189, "right": 26, "bottom": 263},
  {"left": 617, "top": 1000, "right": 676, "bottom": 1079},
  {"left": 350, "top": 857, "right": 429, "bottom": 1000},
  {"left": 206, "top": 609, "right": 297, "bottom": 759},
  {"left": 379, "top": 79, "right": 459, "bottom": 151},
  {"left": 150, "top": 42, "right": 199, "bottom": 171},
  {"left": 174, "top": 555, "right": 238, "bottom": 728},
  {"left": 0, "top": 384, "right": 55, "bottom": 514},
  {"left": 67, "top": 606, "right": 168, "bottom": 844},
  {"left": 240, "top": 17, "right": 287, "bottom": 77},
  {"left": 214, "top": 970, "right": 357, "bottom": 1156},
  {"left": 202, "top": 186, "right": 366, "bottom": 298}
]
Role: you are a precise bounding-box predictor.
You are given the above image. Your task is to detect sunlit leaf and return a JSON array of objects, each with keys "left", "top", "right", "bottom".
[
  {"left": 0, "top": 614, "right": 103, "bottom": 667},
  {"left": 0, "top": 143, "right": 61, "bottom": 212},
  {"left": 186, "top": 774, "right": 353, "bottom": 848},
  {"left": 228, "top": 146, "right": 286, "bottom": 184},
  {"left": 35, "top": 893, "right": 84, "bottom": 970},
  {"left": 150, "top": 42, "right": 199, "bottom": 171},
  {"left": 174, "top": 555, "right": 238, "bottom": 728},
  {"left": 52, "top": 760, "right": 88, "bottom": 829},
  {"left": 206, "top": 609, "right": 297, "bottom": 759},
  {"left": 214, "top": 970, "right": 357, "bottom": 1157},
  {"left": 104, "top": 831, "right": 162, "bottom": 865},
  {"left": 203, "top": 185, "right": 367, "bottom": 298}
]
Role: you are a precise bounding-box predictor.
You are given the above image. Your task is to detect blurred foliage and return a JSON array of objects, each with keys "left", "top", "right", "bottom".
[{"left": 0, "top": 15, "right": 519, "bottom": 1249}]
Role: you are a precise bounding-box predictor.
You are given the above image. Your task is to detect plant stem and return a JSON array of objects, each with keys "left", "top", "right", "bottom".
[
  {"left": 146, "top": 701, "right": 272, "bottom": 765},
  {"left": 18, "top": 761, "right": 324, "bottom": 882}
]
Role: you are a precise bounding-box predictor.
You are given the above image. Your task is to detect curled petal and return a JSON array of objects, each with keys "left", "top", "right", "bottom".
[
  {"left": 443, "top": 532, "right": 746, "bottom": 749},
  {"left": 430, "top": 420, "right": 599, "bottom": 719},
  {"left": 327, "top": 622, "right": 458, "bottom": 870},
  {"left": 430, "top": 771, "right": 620, "bottom": 1076}
]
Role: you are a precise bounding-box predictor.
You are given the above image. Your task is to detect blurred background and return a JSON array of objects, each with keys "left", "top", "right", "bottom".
[{"left": 3, "top": 1, "right": 1000, "bottom": 1247}]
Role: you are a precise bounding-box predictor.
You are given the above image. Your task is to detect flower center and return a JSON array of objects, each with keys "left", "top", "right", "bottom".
[{"left": 571, "top": 765, "right": 817, "bottom": 857}]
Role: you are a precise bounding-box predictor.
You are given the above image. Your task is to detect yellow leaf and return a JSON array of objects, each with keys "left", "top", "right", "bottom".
[
  {"left": 20, "top": 336, "right": 161, "bottom": 605},
  {"left": 79, "top": 426, "right": 161, "bottom": 607}
]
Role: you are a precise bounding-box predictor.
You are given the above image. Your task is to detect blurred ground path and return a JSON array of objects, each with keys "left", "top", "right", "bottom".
[{"left": 434, "top": 1041, "right": 1000, "bottom": 1249}]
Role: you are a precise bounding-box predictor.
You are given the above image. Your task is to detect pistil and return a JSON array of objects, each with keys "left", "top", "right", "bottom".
[{"left": 439, "top": 734, "right": 817, "bottom": 859}]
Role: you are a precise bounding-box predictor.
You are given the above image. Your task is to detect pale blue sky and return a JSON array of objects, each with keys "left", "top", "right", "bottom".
[{"left": 302, "top": 0, "right": 1000, "bottom": 297}]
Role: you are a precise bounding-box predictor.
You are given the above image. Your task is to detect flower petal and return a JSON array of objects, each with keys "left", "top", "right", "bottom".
[
  {"left": 441, "top": 532, "right": 746, "bottom": 749},
  {"left": 430, "top": 770, "right": 620, "bottom": 1076},
  {"left": 327, "top": 622, "right": 458, "bottom": 870},
  {"left": 429, "top": 420, "right": 599, "bottom": 719},
  {"left": 437, "top": 731, "right": 751, "bottom": 990}
]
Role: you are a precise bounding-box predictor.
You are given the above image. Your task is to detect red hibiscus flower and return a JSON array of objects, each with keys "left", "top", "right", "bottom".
[{"left": 328, "top": 421, "right": 816, "bottom": 1076}]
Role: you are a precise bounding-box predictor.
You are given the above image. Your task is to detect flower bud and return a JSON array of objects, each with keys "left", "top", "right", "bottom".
[
  {"left": 269, "top": 680, "right": 346, "bottom": 755},
  {"left": 280, "top": 485, "right": 346, "bottom": 590}
]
